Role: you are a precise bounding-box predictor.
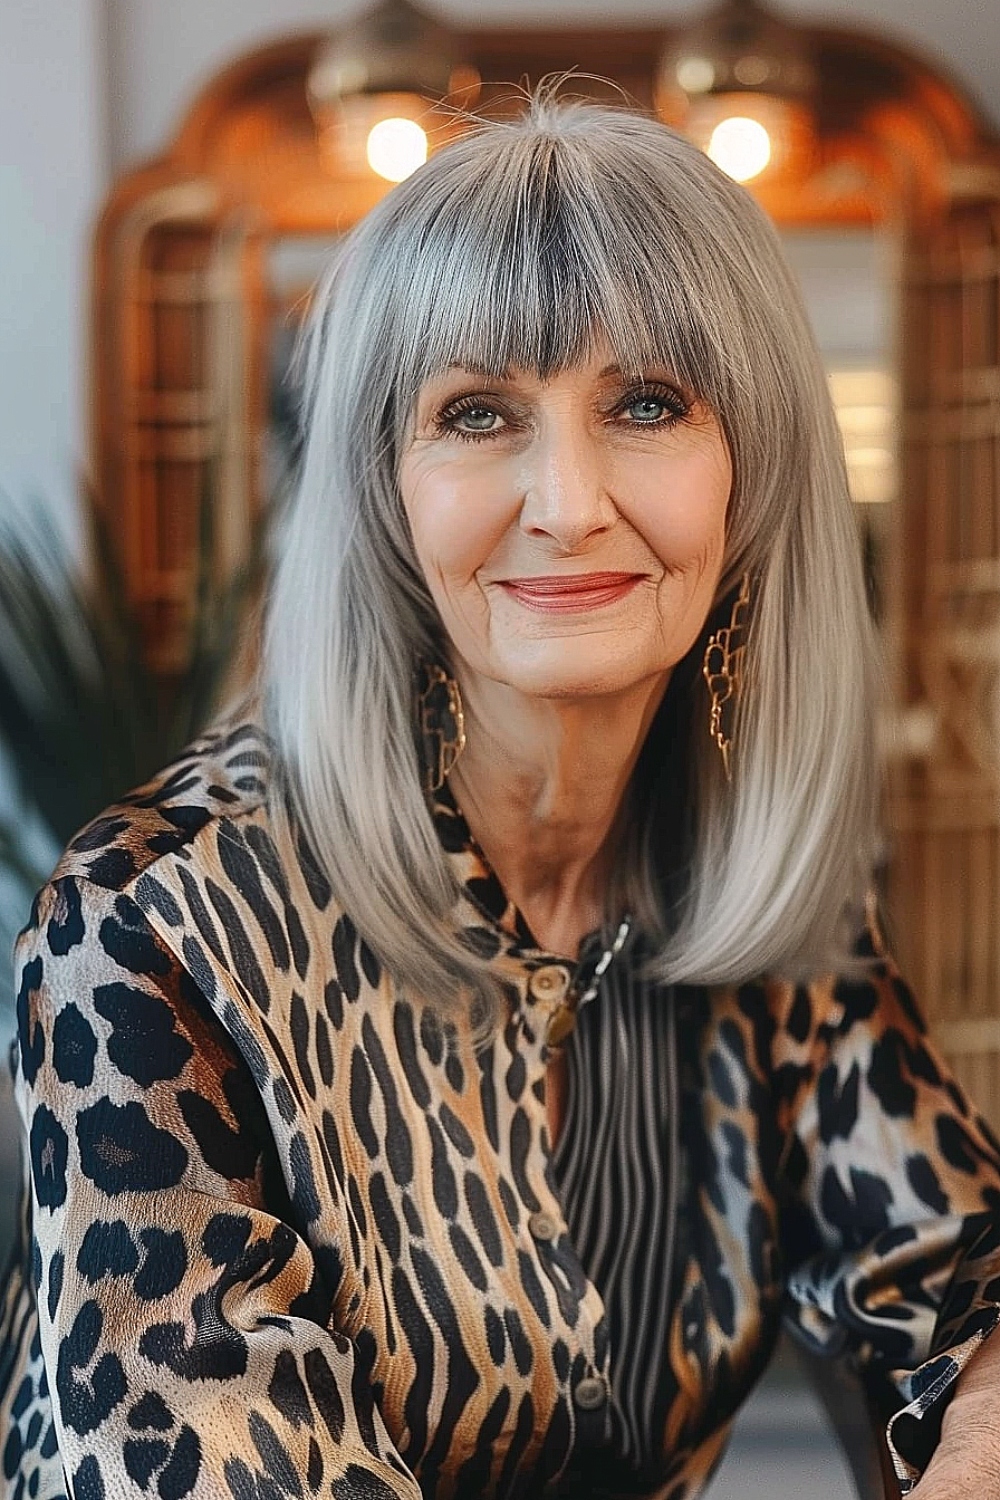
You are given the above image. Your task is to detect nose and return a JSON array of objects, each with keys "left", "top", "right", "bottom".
[{"left": 518, "top": 422, "right": 617, "bottom": 551}]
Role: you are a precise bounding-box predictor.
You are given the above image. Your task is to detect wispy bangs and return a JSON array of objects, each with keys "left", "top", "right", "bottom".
[{"left": 370, "top": 126, "right": 739, "bottom": 431}]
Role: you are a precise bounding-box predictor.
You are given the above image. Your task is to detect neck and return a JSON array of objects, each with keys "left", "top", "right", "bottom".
[{"left": 447, "top": 670, "right": 668, "bottom": 958}]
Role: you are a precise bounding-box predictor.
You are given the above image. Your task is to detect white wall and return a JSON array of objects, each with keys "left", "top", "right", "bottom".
[
  {"left": 106, "top": 0, "right": 999, "bottom": 171},
  {"left": 0, "top": 1, "right": 107, "bottom": 1246},
  {"left": 0, "top": 0, "right": 106, "bottom": 544}
]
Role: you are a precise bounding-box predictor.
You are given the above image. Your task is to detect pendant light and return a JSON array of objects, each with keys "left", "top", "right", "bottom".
[
  {"left": 658, "top": 0, "right": 815, "bottom": 183},
  {"left": 308, "top": 0, "right": 476, "bottom": 183}
]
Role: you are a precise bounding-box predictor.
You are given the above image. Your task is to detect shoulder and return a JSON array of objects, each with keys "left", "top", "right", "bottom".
[
  {"left": 699, "top": 907, "right": 923, "bottom": 1085},
  {"left": 14, "top": 714, "right": 313, "bottom": 1127},
  {"left": 18, "top": 711, "right": 300, "bottom": 1014},
  {"left": 48, "top": 714, "right": 274, "bottom": 893},
  {"left": 20, "top": 710, "right": 343, "bottom": 1068},
  {"left": 16, "top": 706, "right": 275, "bottom": 1023}
]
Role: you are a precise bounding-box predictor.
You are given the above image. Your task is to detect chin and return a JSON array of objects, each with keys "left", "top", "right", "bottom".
[{"left": 491, "top": 640, "right": 661, "bottom": 701}]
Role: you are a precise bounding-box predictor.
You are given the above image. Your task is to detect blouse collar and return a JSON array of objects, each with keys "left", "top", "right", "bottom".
[{"left": 427, "top": 775, "right": 631, "bottom": 1018}]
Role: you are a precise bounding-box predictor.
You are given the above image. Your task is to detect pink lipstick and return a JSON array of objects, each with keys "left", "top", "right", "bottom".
[{"left": 499, "top": 572, "right": 643, "bottom": 613}]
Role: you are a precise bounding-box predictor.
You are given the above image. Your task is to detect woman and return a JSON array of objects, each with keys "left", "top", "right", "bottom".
[{"left": 3, "top": 97, "right": 1000, "bottom": 1500}]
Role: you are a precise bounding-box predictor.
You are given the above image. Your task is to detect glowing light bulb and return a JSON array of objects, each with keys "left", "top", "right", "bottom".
[
  {"left": 707, "top": 116, "right": 772, "bottom": 182},
  {"left": 366, "top": 117, "right": 428, "bottom": 182}
]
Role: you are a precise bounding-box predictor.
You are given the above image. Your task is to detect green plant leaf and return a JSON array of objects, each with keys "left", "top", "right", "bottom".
[{"left": 0, "top": 478, "right": 270, "bottom": 1018}]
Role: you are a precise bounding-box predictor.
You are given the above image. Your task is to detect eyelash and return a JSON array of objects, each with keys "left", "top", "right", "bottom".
[{"left": 433, "top": 384, "right": 692, "bottom": 444}]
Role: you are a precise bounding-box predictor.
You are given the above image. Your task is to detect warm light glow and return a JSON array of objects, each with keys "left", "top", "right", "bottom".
[
  {"left": 850, "top": 447, "right": 894, "bottom": 467},
  {"left": 366, "top": 117, "right": 428, "bottom": 182},
  {"left": 829, "top": 369, "right": 897, "bottom": 505},
  {"left": 733, "top": 54, "right": 771, "bottom": 87},
  {"left": 675, "top": 56, "right": 716, "bottom": 94},
  {"left": 707, "top": 116, "right": 772, "bottom": 181}
]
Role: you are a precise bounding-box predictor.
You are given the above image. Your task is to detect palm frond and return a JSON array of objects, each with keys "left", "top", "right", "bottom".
[{"left": 0, "top": 480, "right": 269, "bottom": 1017}]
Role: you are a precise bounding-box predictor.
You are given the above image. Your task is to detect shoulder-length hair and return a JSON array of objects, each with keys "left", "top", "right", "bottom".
[{"left": 263, "top": 94, "right": 880, "bottom": 1024}]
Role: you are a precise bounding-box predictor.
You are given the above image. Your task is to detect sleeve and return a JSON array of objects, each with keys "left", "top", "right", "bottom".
[
  {"left": 14, "top": 873, "right": 422, "bottom": 1500},
  {"left": 775, "top": 913, "right": 1000, "bottom": 1495}
]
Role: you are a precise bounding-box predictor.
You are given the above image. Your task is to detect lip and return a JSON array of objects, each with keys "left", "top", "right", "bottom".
[{"left": 498, "top": 572, "right": 644, "bottom": 613}]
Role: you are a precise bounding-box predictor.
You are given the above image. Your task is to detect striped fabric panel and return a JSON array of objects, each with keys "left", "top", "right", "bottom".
[{"left": 552, "top": 959, "right": 679, "bottom": 1469}]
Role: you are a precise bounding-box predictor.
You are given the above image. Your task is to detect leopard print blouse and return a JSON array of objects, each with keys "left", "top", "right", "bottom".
[{"left": 2, "top": 717, "right": 1000, "bottom": 1499}]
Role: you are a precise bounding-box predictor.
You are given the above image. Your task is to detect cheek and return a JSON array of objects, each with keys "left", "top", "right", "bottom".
[
  {"left": 400, "top": 458, "right": 514, "bottom": 589},
  {"left": 622, "top": 443, "right": 731, "bottom": 570}
]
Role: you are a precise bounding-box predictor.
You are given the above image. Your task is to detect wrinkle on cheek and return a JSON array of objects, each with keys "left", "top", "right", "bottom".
[
  {"left": 415, "top": 552, "right": 493, "bottom": 666},
  {"left": 693, "top": 535, "right": 726, "bottom": 580},
  {"left": 652, "top": 536, "right": 726, "bottom": 654},
  {"left": 656, "top": 532, "right": 725, "bottom": 586},
  {"left": 448, "top": 594, "right": 495, "bottom": 672}
]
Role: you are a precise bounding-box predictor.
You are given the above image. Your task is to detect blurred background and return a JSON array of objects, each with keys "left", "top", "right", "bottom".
[{"left": 1, "top": 3, "right": 999, "bottom": 1494}]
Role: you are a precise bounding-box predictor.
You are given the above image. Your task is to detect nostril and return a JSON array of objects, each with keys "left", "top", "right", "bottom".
[{"left": 518, "top": 493, "right": 617, "bottom": 544}]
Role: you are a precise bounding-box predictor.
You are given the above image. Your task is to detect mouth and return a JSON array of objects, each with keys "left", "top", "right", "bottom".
[{"left": 498, "top": 572, "right": 645, "bottom": 613}]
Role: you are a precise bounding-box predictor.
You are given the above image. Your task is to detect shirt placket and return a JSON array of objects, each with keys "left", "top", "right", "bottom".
[{"left": 510, "top": 954, "right": 618, "bottom": 1457}]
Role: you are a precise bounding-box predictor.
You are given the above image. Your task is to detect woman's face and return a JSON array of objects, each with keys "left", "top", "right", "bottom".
[{"left": 398, "top": 344, "right": 732, "bottom": 701}]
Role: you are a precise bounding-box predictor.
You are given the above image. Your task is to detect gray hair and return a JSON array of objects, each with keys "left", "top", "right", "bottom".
[{"left": 263, "top": 95, "right": 880, "bottom": 1024}]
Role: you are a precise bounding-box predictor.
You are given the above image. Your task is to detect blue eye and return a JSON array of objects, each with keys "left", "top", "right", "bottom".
[
  {"left": 436, "top": 398, "right": 509, "bottom": 442},
  {"left": 627, "top": 396, "right": 669, "bottom": 423},
  {"left": 620, "top": 383, "right": 690, "bottom": 425},
  {"left": 455, "top": 406, "right": 502, "bottom": 432}
]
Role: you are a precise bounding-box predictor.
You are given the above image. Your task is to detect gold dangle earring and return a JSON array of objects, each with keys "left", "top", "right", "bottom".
[
  {"left": 702, "top": 573, "right": 751, "bottom": 783},
  {"left": 417, "top": 663, "right": 467, "bottom": 794}
]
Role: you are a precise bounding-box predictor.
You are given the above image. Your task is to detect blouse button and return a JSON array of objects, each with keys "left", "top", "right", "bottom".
[
  {"left": 528, "top": 1210, "right": 558, "bottom": 1242},
  {"left": 529, "top": 965, "right": 571, "bottom": 1003},
  {"left": 573, "top": 1376, "right": 608, "bottom": 1411}
]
